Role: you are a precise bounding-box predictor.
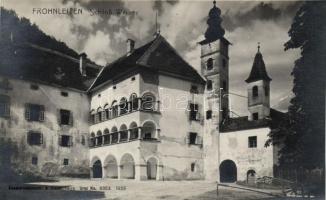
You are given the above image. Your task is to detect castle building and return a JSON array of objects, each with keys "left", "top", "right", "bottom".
[{"left": 0, "top": 2, "right": 285, "bottom": 182}]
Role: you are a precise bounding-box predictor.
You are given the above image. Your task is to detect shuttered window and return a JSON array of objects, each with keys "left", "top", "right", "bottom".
[
  {"left": 25, "top": 104, "right": 44, "bottom": 122},
  {"left": 0, "top": 95, "right": 10, "bottom": 118},
  {"left": 59, "top": 135, "right": 73, "bottom": 147},
  {"left": 27, "top": 131, "right": 43, "bottom": 145},
  {"left": 59, "top": 109, "right": 73, "bottom": 125}
]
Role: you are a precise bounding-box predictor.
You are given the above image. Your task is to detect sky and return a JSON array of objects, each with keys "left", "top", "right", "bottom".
[{"left": 2, "top": 0, "right": 302, "bottom": 116}]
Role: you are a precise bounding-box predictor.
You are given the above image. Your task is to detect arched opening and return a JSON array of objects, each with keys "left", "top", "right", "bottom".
[
  {"left": 104, "top": 104, "right": 110, "bottom": 120},
  {"left": 129, "top": 122, "right": 138, "bottom": 140},
  {"left": 96, "top": 131, "right": 103, "bottom": 146},
  {"left": 120, "top": 154, "right": 135, "bottom": 179},
  {"left": 111, "top": 100, "right": 118, "bottom": 118},
  {"left": 142, "top": 121, "right": 156, "bottom": 140},
  {"left": 104, "top": 155, "right": 118, "bottom": 179},
  {"left": 220, "top": 160, "right": 237, "bottom": 183},
  {"left": 252, "top": 86, "right": 258, "bottom": 97},
  {"left": 111, "top": 126, "right": 118, "bottom": 144},
  {"left": 130, "top": 93, "right": 139, "bottom": 111},
  {"left": 103, "top": 129, "right": 110, "bottom": 144},
  {"left": 206, "top": 58, "right": 213, "bottom": 70},
  {"left": 119, "top": 97, "right": 128, "bottom": 115},
  {"left": 92, "top": 160, "right": 102, "bottom": 178},
  {"left": 97, "top": 107, "right": 103, "bottom": 122},
  {"left": 90, "top": 110, "right": 96, "bottom": 124},
  {"left": 142, "top": 92, "right": 156, "bottom": 111},
  {"left": 90, "top": 132, "right": 95, "bottom": 147},
  {"left": 247, "top": 170, "right": 256, "bottom": 185},
  {"left": 119, "top": 124, "right": 128, "bottom": 142},
  {"left": 147, "top": 157, "right": 158, "bottom": 180}
]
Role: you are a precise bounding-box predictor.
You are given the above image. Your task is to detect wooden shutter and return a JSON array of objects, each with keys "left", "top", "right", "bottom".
[
  {"left": 69, "top": 136, "right": 73, "bottom": 147},
  {"left": 58, "top": 135, "right": 62, "bottom": 146},
  {"left": 25, "top": 104, "right": 30, "bottom": 120},
  {"left": 39, "top": 105, "right": 45, "bottom": 121},
  {"left": 40, "top": 133, "right": 44, "bottom": 144},
  {"left": 69, "top": 111, "right": 73, "bottom": 126}
]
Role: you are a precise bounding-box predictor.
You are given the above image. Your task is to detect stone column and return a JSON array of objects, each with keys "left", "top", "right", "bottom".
[
  {"left": 118, "top": 132, "right": 121, "bottom": 143},
  {"left": 138, "top": 127, "right": 142, "bottom": 139},
  {"left": 117, "top": 165, "right": 121, "bottom": 180},
  {"left": 138, "top": 98, "right": 142, "bottom": 110},
  {"left": 127, "top": 129, "right": 131, "bottom": 141},
  {"left": 109, "top": 134, "right": 112, "bottom": 145}
]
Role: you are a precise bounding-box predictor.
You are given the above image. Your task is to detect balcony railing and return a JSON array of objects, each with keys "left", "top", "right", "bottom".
[
  {"left": 90, "top": 99, "right": 160, "bottom": 124},
  {"left": 89, "top": 127, "right": 159, "bottom": 148}
]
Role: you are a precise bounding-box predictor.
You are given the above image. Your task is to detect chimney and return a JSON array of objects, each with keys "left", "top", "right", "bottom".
[
  {"left": 79, "top": 53, "right": 87, "bottom": 77},
  {"left": 126, "top": 39, "right": 135, "bottom": 56}
]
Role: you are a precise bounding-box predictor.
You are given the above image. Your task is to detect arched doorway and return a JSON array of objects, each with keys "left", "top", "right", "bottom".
[
  {"left": 92, "top": 160, "right": 103, "bottom": 178},
  {"left": 220, "top": 160, "right": 237, "bottom": 183},
  {"left": 142, "top": 121, "right": 156, "bottom": 140},
  {"left": 120, "top": 154, "right": 135, "bottom": 179},
  {"left": 247, "top": 170, "right": 256, "bottom": 185},
  {"left": 104, "top": 155, "right": 118, "bottom": 179},
  {"left": 147, "top": 157, "right": 157, "bottom": 180}
]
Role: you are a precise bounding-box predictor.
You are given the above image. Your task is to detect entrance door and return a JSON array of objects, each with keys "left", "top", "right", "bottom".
[
  {"left": 220, "top": 160, "right": 237, "bottom": 182},
  {"left": 92, "top": 160, "right": 102, "bottom": 178},
  {"left": 147, "top": 158, "right": 157, "bottom": 180}
]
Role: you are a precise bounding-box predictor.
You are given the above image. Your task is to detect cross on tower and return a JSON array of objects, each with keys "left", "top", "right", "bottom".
[{"left": 257, "top": 42, "right": 260, "bottom": 53}]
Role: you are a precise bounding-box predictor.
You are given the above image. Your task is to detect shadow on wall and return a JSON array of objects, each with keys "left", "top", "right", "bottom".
[{"left": 162, "top": 166, "right": 204, "bottom": 181}]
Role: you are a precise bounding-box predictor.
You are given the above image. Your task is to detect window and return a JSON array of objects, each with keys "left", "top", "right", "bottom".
[
  {"left": 131, "top": 76, "right": 136, "bottom": 81},
  {"left": 59, "top": 109, "right": 73, "bottom": 125},
  {"left": 27, "top": 131, "right": 43, "bottom": 146},
  {"left": 142, "top": 93, "right": 155, "bottom": 111},
  {"left": 61, "top": 91, "right": 68, "bottom": 97},
  {"left": 222, "top": 81, "right": 227, "bottom": 91},
  {"left": 59, "top": 135, "right": 73, "bottom": 147},
  {"left": 189, "top": 103, "right": 199, "bottom": 121},
  {"left": 252, "top": 86, "right": 258, "bottom": 97},
  {"left": 98, "top": 93, "right": 101, "bottom": 97},
  {"left": 130, "top": 94, "right": 138, "bottom": 111},
  {"left": 189, "top": 132, "right": 197, "bottom": 145},
  {"left": 264, "top": 85, "right": 269, "bottom": 96},
  {"left": 253, "top": 112, "right": 259, "bottom": 120},
  {"left": 113, "top": 85, "right": 116, "bottom": 89},
  {"left": 222, "top": 58, "right": 227, "bottom": 68},
  {"left": 63, "top": 158, "right": 69, "bottom": 165},
  {"left": 25, "top": 104, "right": 44, "bottom": 122},
  {"left": 206, "top": 110, "right": 212, "bottom": 120},
  {"left": 191, "top": 163, "right": 195, "bottom": 172},
  {"left": 190, "top": 85, "right": 198, "bottom": 94},
  {"left": 119, "top": 98, "right": 128, "bottom": 115},
  {"left": 206, "top": 58, "right": 213, "bottom": 70},
  {"left": 30, "top": 84, "right": 39, "bottom": 90},
  {"left": 0, "top": 95, "right": 10, "bottom": 118},
  {"left": 32, "top": 157, "right": 38, "bottom": 165},
  {"left": 248, "top": 136, "right": 257, "bottom": 148},
  {"left": 207, "top": 80, "right": 213, "bottom": 91}
]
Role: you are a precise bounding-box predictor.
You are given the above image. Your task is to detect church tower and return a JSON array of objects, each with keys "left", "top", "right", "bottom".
[
  {"left": 245, "top": 44, "right": 272, "bottom": 120},
  {"left": 200, "top": 1, "right": 230, "bottom": 181}
]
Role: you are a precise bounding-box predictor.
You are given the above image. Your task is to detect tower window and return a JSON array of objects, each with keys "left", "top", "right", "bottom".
[
  {"left": 191, "top": 163, "right": 196, "bottom": 172},
  {"left": 252, "top": 86, "right": 258, "bottom": 97},
  {"left": 248, "top": 136, "right": 257, "bottom": 148},
  {"left": 264, "top": 85, "right": 269, "bottom": 96},
  {"left": 253, "top": 112, "right": 259, "bottom": 120},
  {"left": 206, "top": 58, "right": 213, "bottom": 70},
  {"left": 206, "top": 110, "right": 212, "bottom": 119},
  {"left": 207, "top": 80, "right": 213, "bottom": 91},
  {"left": 188, "top": 132, "right": 197, "bottom": 145}
]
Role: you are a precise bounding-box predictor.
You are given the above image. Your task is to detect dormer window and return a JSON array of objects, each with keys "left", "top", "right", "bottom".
[{"left": 206, "top": 58, "right": 213, "bottom": 70}]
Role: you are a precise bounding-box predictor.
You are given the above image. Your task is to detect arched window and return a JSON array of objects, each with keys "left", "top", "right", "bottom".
[
  {"left": 111, "top": 101, "right": 118, "bottom": 118},
  {"left": 90, "top": 110, "right": 96, "bottom": 124},
  {"left": 96, "top": 131, "right": 103, "bottom": 146},
  {"left": 104, "top": 104, "right": 110, "bottom": 120},
  {"left": 207, "top": 80, "right": 213, "bottom": 91},
  {"left": 103, "top": 129, "right": 110, "bottom": 144},
  {"left": 142, "top": 121, "right": 156, "bottom": 140},
  {"left": 206, "top": 58, "right": 213, "bottom": 70},
  {"left": 119, "top": 97, "right": 128, "bottom": 115},
  {"left": 130, "top": 93, "right": 138, "bottom": 111},
  {"left": 97, "top": 107, "right": 103, "bottom": 122},
  {"left": 90, "top": 132, "right": 96, "bottom": 147},
  {"left": 252, "top": 86, "right": 258, "bottom": 97},
  {"left": 111, "top": 126, "right": 118, "bottom": 144},
  {"left": 129, "top": 122, "right": 138, "bottom": 140},
  {"left": 119, "top": 124, "right": 128, "bottom": 142},
  {"left": 142, "top": 93, "right": 156, "bottom": 111}
]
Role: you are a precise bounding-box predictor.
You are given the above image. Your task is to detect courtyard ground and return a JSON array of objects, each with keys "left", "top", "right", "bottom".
[{"left": 1, "top": 178, "right": 322, "bottom": 200}]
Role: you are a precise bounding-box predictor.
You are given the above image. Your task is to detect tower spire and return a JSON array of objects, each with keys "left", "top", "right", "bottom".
[
  {"left": 257, "top": 42, "right": 260, "bottom": 53},
  {"left": 154, "top": 11, "right": 160, "bottom": 37}
]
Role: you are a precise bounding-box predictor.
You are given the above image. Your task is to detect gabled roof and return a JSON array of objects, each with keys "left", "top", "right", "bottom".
[
  {"left": 90, "top": 35, "right": 205, "bottom": 90},
  {"left": 245, "top": 51, "right": 272, "bottom": 83},
  {"left": 220, "top": 109, "right": 287, "bottom": 133}
]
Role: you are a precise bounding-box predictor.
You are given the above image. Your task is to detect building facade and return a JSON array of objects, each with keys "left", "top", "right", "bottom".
[{"left": 0, "top": 2, "right": 285, "bottom": 183}]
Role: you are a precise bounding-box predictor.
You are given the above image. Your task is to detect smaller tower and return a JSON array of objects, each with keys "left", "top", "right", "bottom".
[{"left": 245, "top": 43, "right": 272, "bottom": 121}]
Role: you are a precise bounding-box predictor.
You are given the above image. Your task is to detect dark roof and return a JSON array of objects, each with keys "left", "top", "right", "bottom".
[
  {"left": 0, "top": 42, "right": 101, "bottom": 91},
  {"left": 90, "top": 35, "right": 205, "bottom": 90},
  {"left": 220, "top": 109, "right": 287, "bottom": 132},
  {"left": 245, "top": 51, "right": 272, "bottom": 83}
]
